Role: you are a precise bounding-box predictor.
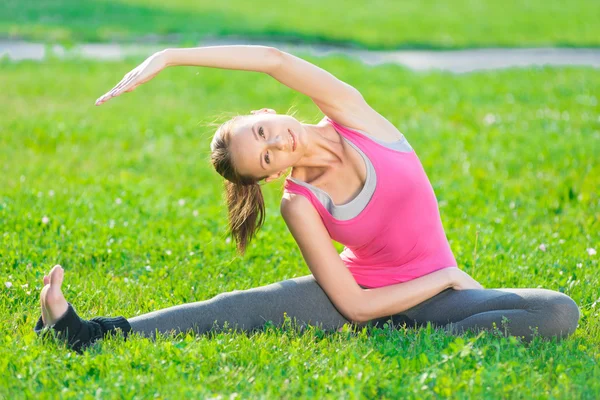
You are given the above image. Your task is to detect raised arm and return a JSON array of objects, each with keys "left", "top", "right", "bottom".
[
  {"left": 281, "top": 193, "right": 479, "bottom": 323},
  {"left": 95, "top": 45, "right": 364, "bottom": 112},
  {"left": 163, "top": 45, "right": 281, "bottom": 73}
]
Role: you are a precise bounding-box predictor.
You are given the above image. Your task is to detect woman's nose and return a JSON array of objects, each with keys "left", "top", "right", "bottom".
[{"left": 268, "top": 135, "right": 285, "bottom": 150}]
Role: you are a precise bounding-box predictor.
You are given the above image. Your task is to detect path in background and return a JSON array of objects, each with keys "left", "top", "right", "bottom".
[{"left": 2, "top": 38, "right": 600, "bottom": 73}]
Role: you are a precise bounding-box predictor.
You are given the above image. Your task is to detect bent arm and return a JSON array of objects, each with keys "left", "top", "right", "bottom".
[
  {"left": 281, "top": 194, "right": 455, "bottom": 323},
  {"left": 359, "top": 268, "right": 454, "bottom": 322}
]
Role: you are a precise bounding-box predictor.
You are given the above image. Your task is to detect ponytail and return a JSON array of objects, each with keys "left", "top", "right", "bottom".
[
  {"left": 224, "top": 180, "right": 265, "bottom": 255},
  {"left": 211, "top": 114, "right": 270, "bottom": 254}
]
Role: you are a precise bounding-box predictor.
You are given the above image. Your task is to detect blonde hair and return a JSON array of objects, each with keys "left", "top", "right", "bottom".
[{"left": 210, "top": 116, "right": 265, "bottom": 254}]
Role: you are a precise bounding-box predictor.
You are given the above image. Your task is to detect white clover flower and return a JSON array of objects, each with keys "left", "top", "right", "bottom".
[
  {"left": 166, "top": 250, "right": 172, "bottom": 256},
  {"left": 538, "top": 243, "right": 547, "bottom": 252},
  {"left": 483, "top": 114, "right": 496, "bottom": 125},
  {"left": 178, "top": 199, "right": 185, "bottom": 206},
  {"left": 5, "top": 282, "right": 12, "bottom": 289},
  {"left": 48, "top": 190, "right": 55, "bottom": 197},
  {"left": 193, "top": 210, "right": 199, "bottom": 217},
  {"left": 588, "top": 248, "right": 597, "bottom": 256},
  {"left": 115, "top": 198, "right": 122, "bottom": 205},
  {"left": 225, "top": 237, "right": 231, "bottom": 244},
  {"left": 42, "top": 216, "right": 50, "bottom": 224},
  {"left": 145, "top": 265, "right": 152, "bottom": 271}
]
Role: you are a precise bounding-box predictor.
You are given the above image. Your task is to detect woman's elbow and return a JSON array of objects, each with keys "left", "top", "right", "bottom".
[
  {"left": 265, "top": 47, "right": 283, "bottom": 74},
  {"left": 352, "top": 310, "right": 371, "bottom": 324},
  {"left": 341, "top": 302, "right": 370, "bottom": 324}
]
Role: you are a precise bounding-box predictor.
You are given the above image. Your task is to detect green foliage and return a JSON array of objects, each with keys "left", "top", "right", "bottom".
[
  {"left": 1, "top": 0, "right": 600, "bottom": 48},
  {"left": 0, "top": 57, "right": 599, "bottom": 397}
]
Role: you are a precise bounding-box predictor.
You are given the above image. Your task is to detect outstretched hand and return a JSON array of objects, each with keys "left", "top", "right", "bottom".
[{"left": 95, "top": 51, "right": 168, "bottom": 106}]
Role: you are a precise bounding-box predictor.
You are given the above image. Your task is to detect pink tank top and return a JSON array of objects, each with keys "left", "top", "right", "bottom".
[{"left": 283, "top": 116, "right": 457, "bottom": 288}]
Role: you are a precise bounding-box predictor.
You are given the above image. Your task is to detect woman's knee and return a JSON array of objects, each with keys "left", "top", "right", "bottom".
[{"left": 536, "top": 290, "right": 580, "bottom": 338}]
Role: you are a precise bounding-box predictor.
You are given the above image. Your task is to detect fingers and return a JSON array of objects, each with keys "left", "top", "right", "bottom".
[
  {"left": 96, "top": 78, "right": 132, "bottom": 105},
  {"left": 96, "top": 78, "right": 126, "bottom": 105},
  {"left": 95, "top": 70, "right": 140, "bottom": 105},
  {"left": 110, "top": 71, "right": 139, "bottom": 96}
]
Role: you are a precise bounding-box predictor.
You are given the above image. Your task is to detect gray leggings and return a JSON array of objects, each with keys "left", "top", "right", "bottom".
[{"left": 128, "top": 275, "right": 580, "bottom": 341}]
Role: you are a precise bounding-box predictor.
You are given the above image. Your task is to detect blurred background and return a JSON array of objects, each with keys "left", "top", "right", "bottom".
[{"left": 2, "top": 0, "right": 600, "bottom": 48}]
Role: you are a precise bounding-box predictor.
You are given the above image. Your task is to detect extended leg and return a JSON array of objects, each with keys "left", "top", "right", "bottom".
[
  {"left": 128, "top": 274, "right": 352, "bottom": 338},
  {"left": 36, "top": 268, "right": 353, "bottom": 352}
]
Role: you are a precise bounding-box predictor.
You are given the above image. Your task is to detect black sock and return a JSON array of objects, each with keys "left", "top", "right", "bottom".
[{"left": 34, "top": 303, "right": 132, "bottom": 353}]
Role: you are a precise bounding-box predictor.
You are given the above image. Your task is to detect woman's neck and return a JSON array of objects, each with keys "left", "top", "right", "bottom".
[{"left": 290, "top": 121, "right": 346, "bottom": 180}]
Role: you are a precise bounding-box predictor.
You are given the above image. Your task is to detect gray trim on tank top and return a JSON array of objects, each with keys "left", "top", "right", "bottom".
[{"left": 287, "top": 129, "right": 413, "bottom": 220}]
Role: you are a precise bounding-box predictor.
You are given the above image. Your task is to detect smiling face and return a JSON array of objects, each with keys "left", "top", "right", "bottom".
[{"left": 228, "top": 111, "right": 304, "bottom": 182}]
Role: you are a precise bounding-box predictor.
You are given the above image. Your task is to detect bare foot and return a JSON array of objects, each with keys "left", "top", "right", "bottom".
[{"left": 40, "top": 265, "right": 69, "bottom": 327}]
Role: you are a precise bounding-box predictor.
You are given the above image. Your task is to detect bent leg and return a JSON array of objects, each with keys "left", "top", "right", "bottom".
[
  {"left": 371, "top": 288, "right": 580, "bottom": 341},
  {"left": 128, "top": 275, "right": 352, "bottom": 338}
]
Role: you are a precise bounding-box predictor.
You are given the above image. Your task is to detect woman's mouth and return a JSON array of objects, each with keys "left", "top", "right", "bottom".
[{"left": 288, "top": 129, "right": 296, "bottom": 151}]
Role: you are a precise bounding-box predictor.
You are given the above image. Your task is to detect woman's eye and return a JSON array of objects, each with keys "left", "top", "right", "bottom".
[
  {"left": 264, "top": 152, "right": 270, "bottom": 164},
  {"left": 259, "top": 127, "right": 265, "bottom": 138}
]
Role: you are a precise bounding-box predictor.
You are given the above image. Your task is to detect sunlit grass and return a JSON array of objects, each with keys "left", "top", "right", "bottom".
[{"left": 1, "top": 57, "right": 599, "bottom": 397}]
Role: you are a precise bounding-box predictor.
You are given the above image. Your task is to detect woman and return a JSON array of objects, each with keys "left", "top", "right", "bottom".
[{"left": 36, "top": 45, "right": 580, "bottom": 353}]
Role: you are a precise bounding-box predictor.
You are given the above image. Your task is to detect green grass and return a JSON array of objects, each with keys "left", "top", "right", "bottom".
[
  {"left": 2, "top": 0, "right": 600, "bottom": 49},
  {"left": 1, "top": 56, "right": 599, "bottom": 398}
]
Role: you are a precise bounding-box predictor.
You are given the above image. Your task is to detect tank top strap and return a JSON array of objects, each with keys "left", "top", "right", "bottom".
[
  {"left": 323, "top": 116, "right": 362, "bottom": 138},
  {"left": 323, "top": 115, "right": 413, "bottom": 155},
  {"left": 323, "top": 116, "right": 384, "bottom": 171}
]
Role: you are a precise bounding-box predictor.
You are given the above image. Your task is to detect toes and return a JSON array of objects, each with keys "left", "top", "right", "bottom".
[
  {"left": 49, "top": 265, "right": 64, "bottom": 287},
  {"left": 43, "top": 275, "right": 50, "bottom": 285}
]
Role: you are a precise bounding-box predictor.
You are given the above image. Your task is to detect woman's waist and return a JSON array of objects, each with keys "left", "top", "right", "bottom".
[{"left": 340, "top": 239, "right": 456, "bottom": 267}]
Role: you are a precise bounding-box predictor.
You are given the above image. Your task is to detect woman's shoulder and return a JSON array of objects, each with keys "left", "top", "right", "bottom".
[
  {"left": 281, "top": 189, "right": 310, "bottom": 211},
  {"left": 280, "top": 191, "right": 320, "bottom": 225},
  {"left": 321, "top": 103, "right": 405, "bottom": 143}
]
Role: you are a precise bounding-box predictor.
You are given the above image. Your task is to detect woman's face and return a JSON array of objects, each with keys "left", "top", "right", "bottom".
[{"left": 228, "top": 111, "right": 304, "bottom": 182}]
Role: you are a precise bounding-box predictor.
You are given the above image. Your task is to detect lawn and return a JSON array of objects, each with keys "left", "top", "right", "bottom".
[
  {"left": 1, "top": 55, "right": 599, "bottom": 398},
  {"left": 2, "top": 0, "right": 600, "bottom": 49}
]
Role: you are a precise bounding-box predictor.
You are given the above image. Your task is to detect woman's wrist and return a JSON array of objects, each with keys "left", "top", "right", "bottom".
[{"left": 159, "top": 49, "right": 175, "bottom": 67}]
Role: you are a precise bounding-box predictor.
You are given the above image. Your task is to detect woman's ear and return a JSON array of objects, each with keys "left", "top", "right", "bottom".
[{"left": 264, "top": 170, "right": 285, "bottom": 183}]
